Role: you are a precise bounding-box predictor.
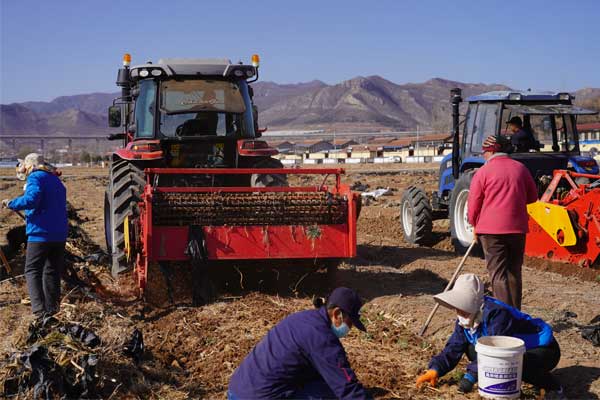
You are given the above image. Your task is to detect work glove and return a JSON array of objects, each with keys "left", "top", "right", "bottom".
[
  {"left": 416, "top": 369, "right": 438, "bottom": 388},
  {"left": 1, "top": 199, "right": 10, "bottom": 209},
  {"left": 458, "top": 373, "right": 476, "bottom": 393}
]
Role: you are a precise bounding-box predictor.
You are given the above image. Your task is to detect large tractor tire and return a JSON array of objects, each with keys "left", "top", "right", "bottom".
[
  {"left": 250, "top": 157, "right": 288, "bottom": 187},
  {"left": 104, "top": 160, "right": 145, "bottom": 276},
  {"left": 401, "top": 186, "right": 433, "bottom": 245},
  {"left": 449, "top": 170, "right": 480, "bottom": 254}
]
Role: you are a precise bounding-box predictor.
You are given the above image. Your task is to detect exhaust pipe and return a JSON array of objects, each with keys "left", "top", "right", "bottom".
[{"left": 451, "top": 88, "right": 462, "bottom": 179}]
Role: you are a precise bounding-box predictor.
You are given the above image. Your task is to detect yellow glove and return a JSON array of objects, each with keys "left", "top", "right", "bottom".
[{"left": 416, "top": 369, "right": 438, "bottom": 388}]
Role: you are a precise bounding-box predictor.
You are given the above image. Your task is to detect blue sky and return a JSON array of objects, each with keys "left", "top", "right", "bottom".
[{"left": 1, "top": 0, "right": 599, "bottom": 104}]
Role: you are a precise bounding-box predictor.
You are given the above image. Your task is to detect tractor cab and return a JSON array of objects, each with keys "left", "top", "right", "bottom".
[
  {"left": 107, "top": 54, "right": 275, "bottom": 172},
  {"left": 436, "top": 90, "right": 599, "bottom": 208},
  {"left": 401, "top": 88, "right": 599, "bottom": 256}
]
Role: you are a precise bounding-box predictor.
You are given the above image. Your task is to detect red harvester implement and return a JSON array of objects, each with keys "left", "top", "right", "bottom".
[
  {"left": 526, "top": 169, "right": 600, "bottom": 267},
  {"left": 132, "top": 168, "right": 359, "bottom": 293}
]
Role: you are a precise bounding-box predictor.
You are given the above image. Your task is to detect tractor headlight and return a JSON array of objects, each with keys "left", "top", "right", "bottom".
[
  {"left": 558, "top": 93, "right": 571, "bottom": 101},
  {"left": 139, "top": 69, "right": 149, "bottom": 78},
  {"left": 508, "top": 93, "right": 522, "bottom": 101},
  {"left": 151, "top": 69, "right": 162, "bottom": 76}
]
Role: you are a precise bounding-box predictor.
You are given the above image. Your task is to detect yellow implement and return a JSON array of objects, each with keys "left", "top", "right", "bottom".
[
  {"left": 124, "top": 215, "right": 131, "bottom": 262},
  {"left": 527, "top": 201, "right": 577, "bottom": 246}
]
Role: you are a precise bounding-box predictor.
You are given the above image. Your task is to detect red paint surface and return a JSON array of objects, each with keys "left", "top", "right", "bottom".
[{"left": 151, "top": 225, "right": 353, "bottom": 261}]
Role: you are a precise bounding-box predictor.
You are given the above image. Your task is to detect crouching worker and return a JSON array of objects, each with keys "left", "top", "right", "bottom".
[
  {"left": 416, "top": 274, "right": 562, "bottom": 396},
  {"left": 228, "top": 287, "right": 372, "bottom": 399},
  {"left": 1, "top": 154, "right": 67, "bottom": 318}
]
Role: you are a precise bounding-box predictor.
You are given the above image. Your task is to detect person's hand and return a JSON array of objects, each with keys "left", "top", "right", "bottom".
[
  {"left": 473, "top": 229, "right": 478, "bottom": 244},
  {"left": 1, "top": 199, "right": 10, "bottom": 209},
  {"left": 416, "top": 369, "right": 438, "bottom": 388}
]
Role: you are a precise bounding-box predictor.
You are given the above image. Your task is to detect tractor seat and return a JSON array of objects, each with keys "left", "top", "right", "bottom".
[{"left": 177, "top": 117, "right": 218, "bottom": 136}]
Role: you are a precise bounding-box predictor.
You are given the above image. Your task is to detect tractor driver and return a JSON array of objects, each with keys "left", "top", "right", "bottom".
[
  {"left": 506, "top": 116, "right": 537, "bottom": 152},
  {"left": 228, "top": 287, "right": 372, "bottom": 399}
]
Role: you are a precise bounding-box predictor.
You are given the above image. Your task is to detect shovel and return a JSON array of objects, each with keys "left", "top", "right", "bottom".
[{"left": 418, "top": 240, "right": 476, "bottom": 336}]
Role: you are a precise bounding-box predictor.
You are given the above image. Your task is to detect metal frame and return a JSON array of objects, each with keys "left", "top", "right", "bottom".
[{"left": 133, "top": 167, "right": 357, "bottom": 294}]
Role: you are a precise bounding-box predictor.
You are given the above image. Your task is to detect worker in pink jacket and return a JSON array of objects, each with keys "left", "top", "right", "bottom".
[{"left": 467, "top": 135, "right": 538, "bottom": 309}]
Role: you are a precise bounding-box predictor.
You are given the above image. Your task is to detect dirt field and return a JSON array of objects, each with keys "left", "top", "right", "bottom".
[{"left": 1, "top": 165, "right": 599, "bottom": 399}]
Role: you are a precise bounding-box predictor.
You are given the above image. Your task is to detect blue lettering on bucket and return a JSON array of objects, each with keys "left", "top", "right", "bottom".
[{"left": 484, "top": 372, "right": 517, "bottom": 379}]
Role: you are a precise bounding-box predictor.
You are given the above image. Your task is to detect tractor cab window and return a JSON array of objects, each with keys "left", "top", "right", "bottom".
[
  {"left": 501, "top": 105, "right": 586, "bottom": 153},
  {"left": 159, "top": 80, "right": 248, "bottom": 137},
  {"left": 470, "top": 103, "right": 501, "bottom": 153},
  {"left": 134, "top": 80, "right": 157, "bottom": 138},
  {"left": 556, "top": 115, "right": 578, "bottom": 152}
]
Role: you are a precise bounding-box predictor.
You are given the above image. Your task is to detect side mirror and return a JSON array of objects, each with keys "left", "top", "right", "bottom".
[
  {"left": 108, "top": 106, "right": 122, "bottom": 127},
  {"left": 252, "top": 105, "right": 261, "bottom": 137},
  {"left": 107, "top": 133, "right": 126, "bottom": 141}
]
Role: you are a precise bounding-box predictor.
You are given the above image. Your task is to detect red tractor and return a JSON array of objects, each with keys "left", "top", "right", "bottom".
[{"left": 104, "top": 54, "right": 359, "bottom": 298}]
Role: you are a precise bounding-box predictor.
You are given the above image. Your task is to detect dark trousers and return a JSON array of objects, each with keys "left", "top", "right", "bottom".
[
  {"left": 467, "top": 339, "right": 561, "bottom": 391},
  {"left": 479, "top": 233, "right": 525, "bottom": 310},
  {"left": 228, "top": 380, "right": 336, "bottom": 400},
  {"left": 24, "top": 241, "right": 65, "bottom": 316}
]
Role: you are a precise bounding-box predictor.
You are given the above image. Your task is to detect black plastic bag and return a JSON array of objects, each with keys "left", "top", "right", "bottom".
[
  {"left": 581, "top": 324, "right": 600, "bottom": 347},
  {"left": 123, "top": 328, "right": 144, "bottom": 363}
]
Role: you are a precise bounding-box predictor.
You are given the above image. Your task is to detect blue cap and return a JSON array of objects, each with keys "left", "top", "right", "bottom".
[{"left": 327, "top": 287, "right": 366, "bottom": 332}]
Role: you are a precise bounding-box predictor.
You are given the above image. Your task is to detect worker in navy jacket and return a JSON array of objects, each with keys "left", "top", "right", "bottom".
[
  {"left": 1, "top": 154, "right": 67, "bottom": 317},
  {"left": 416, "top": 274, "right": 562, "bottom": 396},
  {"left": 228, "top": 287, "right": 372, "bottom": 399}
]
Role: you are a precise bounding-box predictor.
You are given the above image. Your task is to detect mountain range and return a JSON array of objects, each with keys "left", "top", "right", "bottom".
[{"left": 1, "top": 77, "right": 599, "bottom": 136}]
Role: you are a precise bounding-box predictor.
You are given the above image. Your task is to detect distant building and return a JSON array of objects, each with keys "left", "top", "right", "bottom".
[
  {"left": 577, "top": 123, "right": 600, "bottom": 156},
  {"left": 578, "top": 123, "right": 600, "bottom": 142},
  {"left": 269, "top": 141, "right": 296, "bottom": 154},
  {"left": 297, "top": 140, "right": 335, "bottom": 155},
  {"left": 0, "top": 157, "right": 18, "bottom": 168}
]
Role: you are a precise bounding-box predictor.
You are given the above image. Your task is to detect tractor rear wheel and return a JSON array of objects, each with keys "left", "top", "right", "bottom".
[
  {"left": 250, "top": 157, "right": 288, "bottom": 187},
  {"left": 401, "top": 186, "right": 433, "bottom": 245},
  {"left": 104, "top": 160, "right": 145, "bottom": 276},
  {"left": 449, "top": 170, "right": 481, "bottom": 254}
]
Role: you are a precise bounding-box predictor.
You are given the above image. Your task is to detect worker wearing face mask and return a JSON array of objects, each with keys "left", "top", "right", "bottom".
[
  {"left": 416, "top": 274, "right": 563, "bottom": 397},
  {"left": 228, "top": 287, "right": 372, "bottom": 400}
]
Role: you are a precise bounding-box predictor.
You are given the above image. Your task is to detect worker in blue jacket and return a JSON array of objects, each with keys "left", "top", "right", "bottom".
[
  {"left": 1, "top": 153, "right": 68, "bottom": 317},
  {"left": 416, "top": 274, "right": 563, "bottom": 397},
  {"left": 228, "top": 287, "right": 372, "bottom": 399}
]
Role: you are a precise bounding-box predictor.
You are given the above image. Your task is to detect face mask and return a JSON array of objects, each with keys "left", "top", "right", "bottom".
[
  {"left": 15, "top": 162, "right": 27, "bottom": 181},
  {"left": 457, "top": 315, "right": 472, "bottom": 328},
  {"left": 331, "top": 322, "right": 350, "bottom": 338}
]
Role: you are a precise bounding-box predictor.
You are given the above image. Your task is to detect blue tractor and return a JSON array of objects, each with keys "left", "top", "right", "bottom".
[{"left": 401, "top": 88, "right": 599, "bottom": 253}]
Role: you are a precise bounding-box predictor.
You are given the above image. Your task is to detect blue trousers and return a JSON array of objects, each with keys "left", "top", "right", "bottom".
[{"left": 228, "top": 379, "right": 336, "bottom": 400}]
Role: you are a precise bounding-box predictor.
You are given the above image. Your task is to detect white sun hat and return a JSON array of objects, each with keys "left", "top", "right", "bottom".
[{"left": 433, "top": 273, "right": 484, "bottom": 314}]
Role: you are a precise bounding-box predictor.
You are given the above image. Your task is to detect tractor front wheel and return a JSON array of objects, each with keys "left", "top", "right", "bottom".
[{"left": 401, "top": 186, "right": 433, "bottom": 245}]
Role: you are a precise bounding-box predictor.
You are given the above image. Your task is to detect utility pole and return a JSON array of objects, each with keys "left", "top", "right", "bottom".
[{"left": 416, "top": 124, "right": 420, "bottom": 162}]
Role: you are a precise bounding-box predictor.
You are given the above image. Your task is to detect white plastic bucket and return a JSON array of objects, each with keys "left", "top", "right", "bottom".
[{"left": 475, "top": 336, "right": 525, "bottom": 399}]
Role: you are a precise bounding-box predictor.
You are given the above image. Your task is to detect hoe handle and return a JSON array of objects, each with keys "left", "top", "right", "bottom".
[
  {"left": 0, "top": 247, "right": 12, "bottom": 276},
  {"left": 12, "top": 210, "right": 25, "bottom": 221},
  {"left": 418, "top": 241, "right": 476, "bottom": 337}
]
